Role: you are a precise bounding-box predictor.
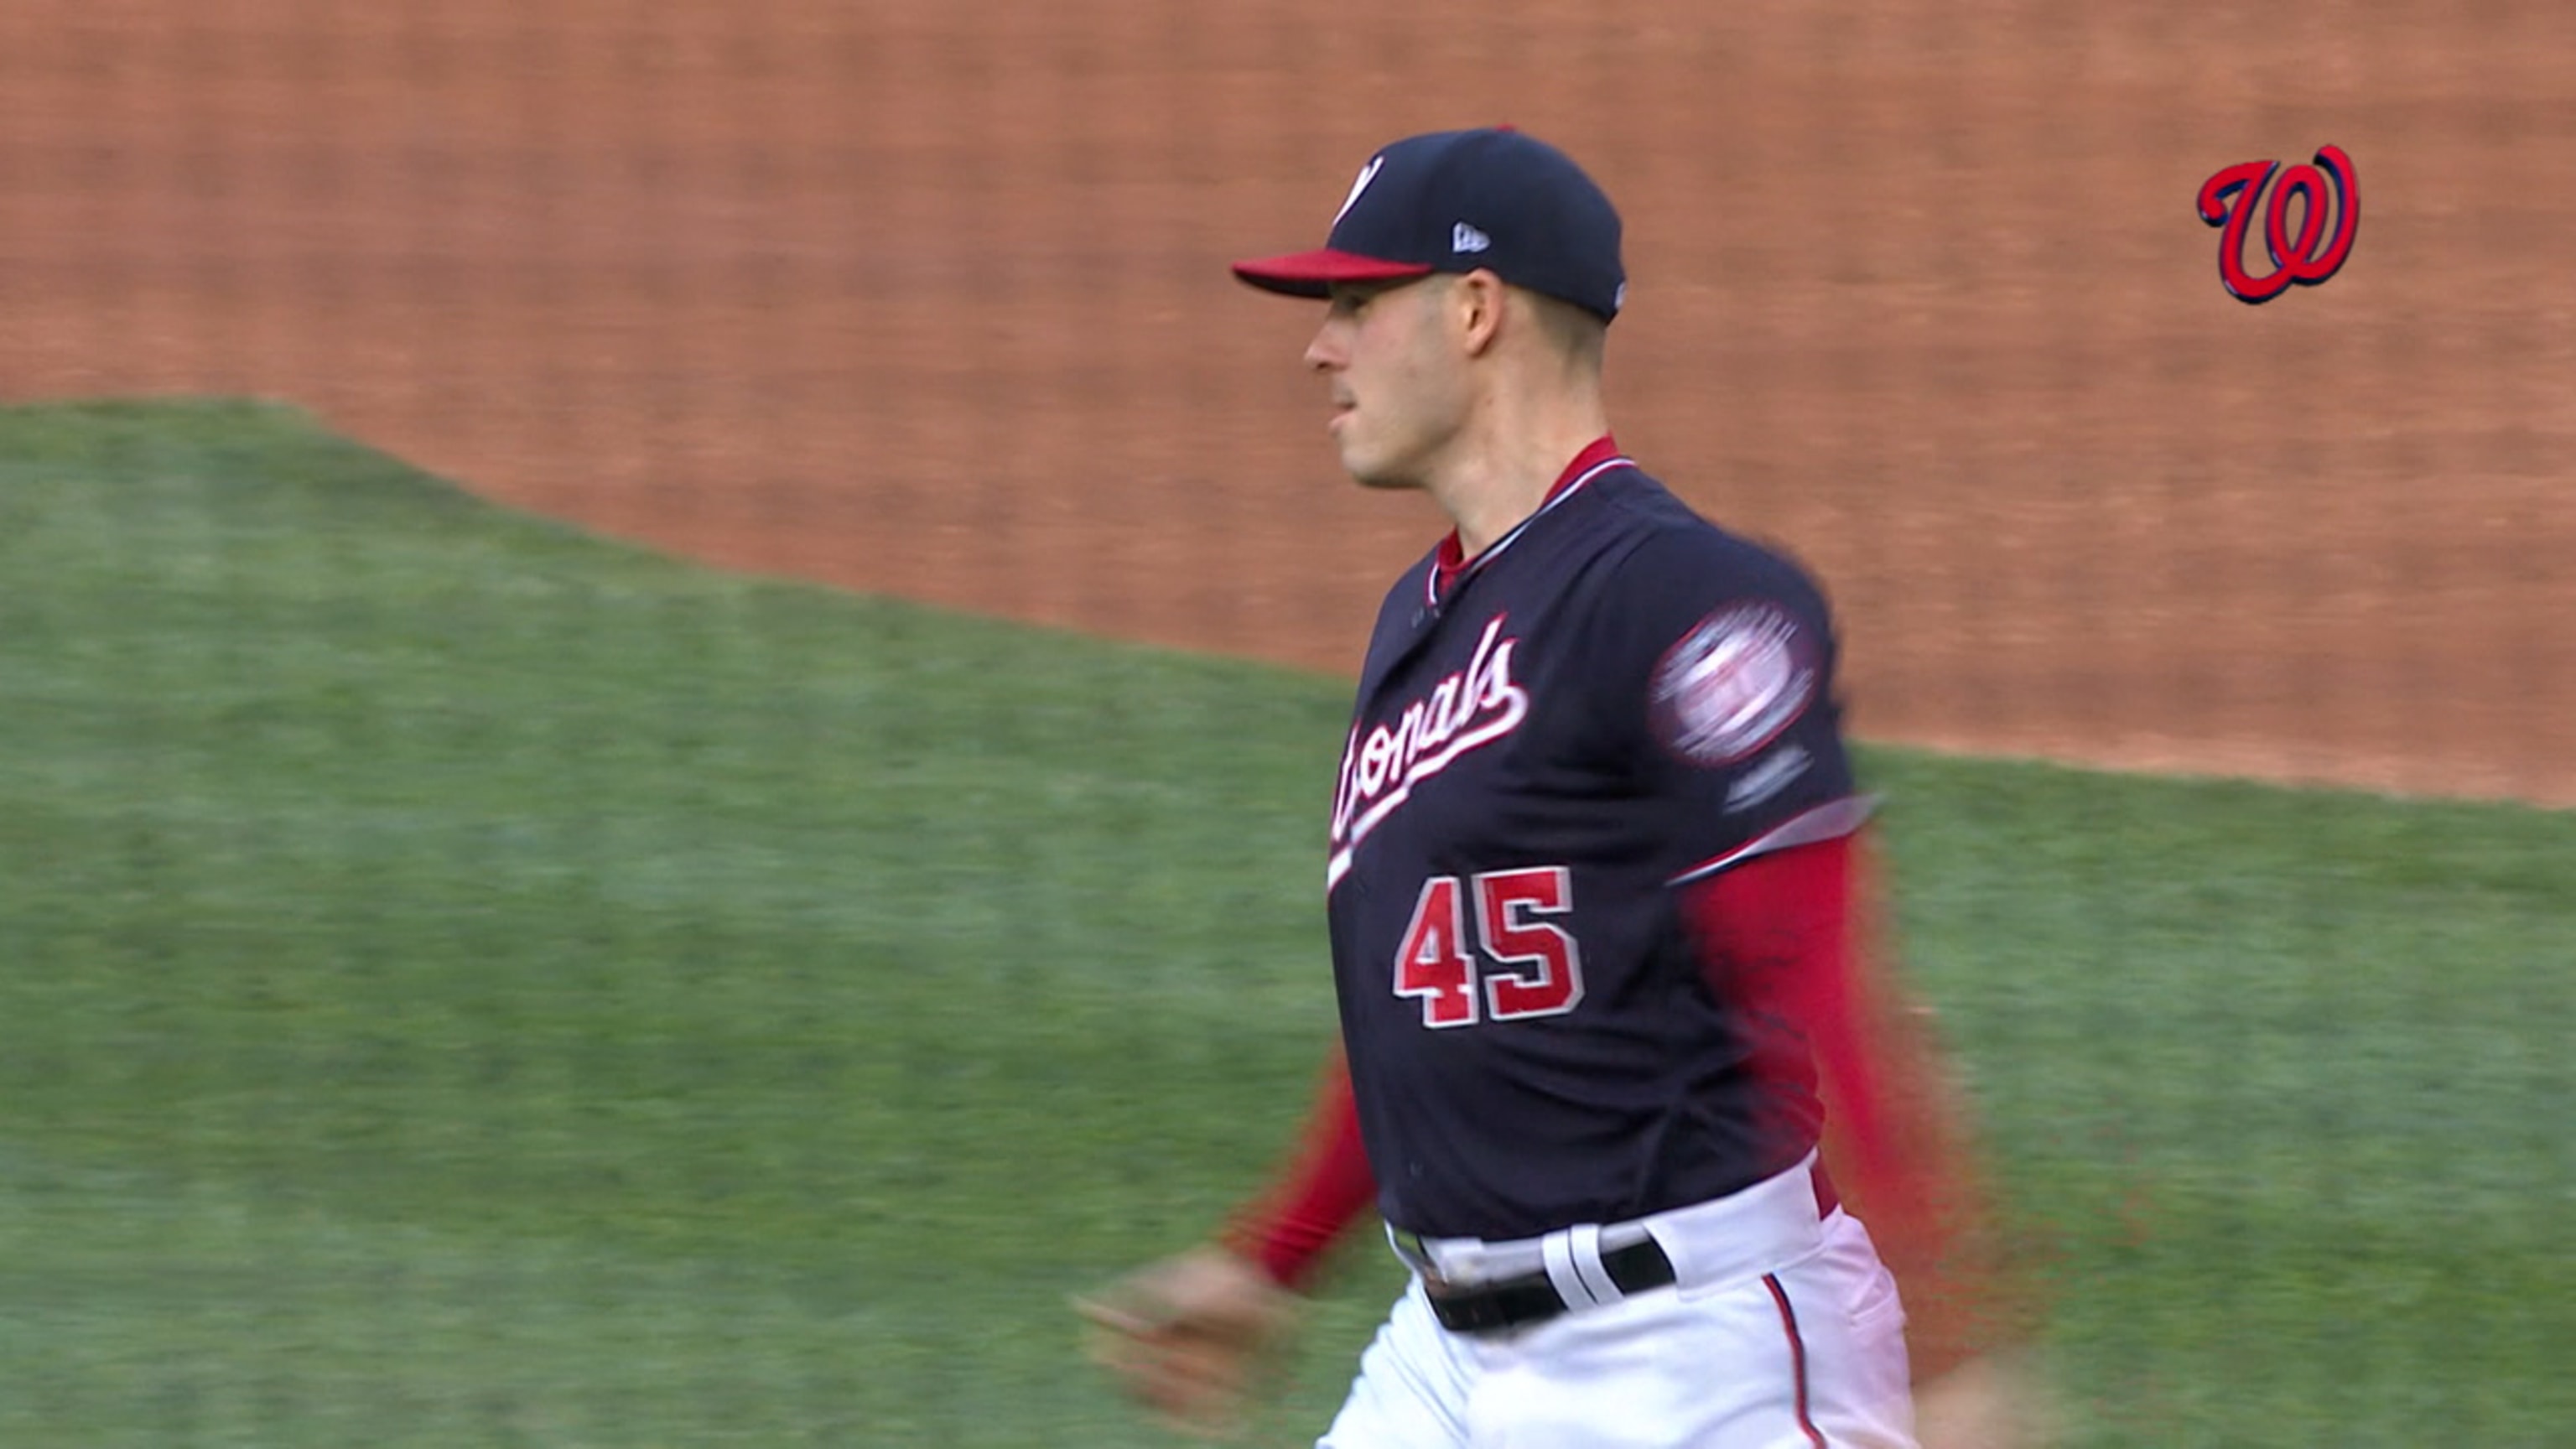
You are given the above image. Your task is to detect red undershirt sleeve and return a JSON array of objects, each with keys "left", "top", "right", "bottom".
[
  {"left": 1679, "top": 830, "right": 2030, "bottom": 1380},
  {"left": 1680, "top": 833, "right": 1898, "bottom": 1199},
  {"left": 1218, "top": 1045, "right": 1377, "bottom": 1290}
]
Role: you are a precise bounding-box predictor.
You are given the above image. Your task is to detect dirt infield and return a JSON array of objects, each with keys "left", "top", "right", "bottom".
[{"left": 6, "top": 1, "right": 2570, "bottom": 804}]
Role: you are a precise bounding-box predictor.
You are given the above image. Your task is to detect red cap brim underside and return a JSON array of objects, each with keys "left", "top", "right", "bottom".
[{"left": 1231, "top": 249, "right": 1436, "bottom": 299}]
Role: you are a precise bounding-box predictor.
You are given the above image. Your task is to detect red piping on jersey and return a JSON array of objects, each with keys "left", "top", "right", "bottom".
[
  {"left": 1763, "top": 1274, "right": 1831, "bottom": 1448},
  {"left": 1429, "top": 435, "right": 1628, "bottom": 605},
  {"left": 1672, "top": 796, "right": 1877, "bottom": 886}
]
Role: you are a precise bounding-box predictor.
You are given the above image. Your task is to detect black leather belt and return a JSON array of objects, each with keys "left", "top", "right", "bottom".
[{"left": 1420, "top": 1236, "right": 1678, "bottom": 1334}]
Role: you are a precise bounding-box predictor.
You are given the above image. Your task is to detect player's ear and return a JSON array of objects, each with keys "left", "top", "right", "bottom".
[{"left": 1453, "top": 269, "right": 1507, "bottom": 358}]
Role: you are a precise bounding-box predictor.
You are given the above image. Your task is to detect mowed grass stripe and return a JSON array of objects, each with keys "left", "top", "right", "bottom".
[{"left": 1, "top": 400, "right": 2567, "bottom": 1446}]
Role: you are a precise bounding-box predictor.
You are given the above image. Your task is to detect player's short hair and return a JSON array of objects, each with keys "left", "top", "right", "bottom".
[{"left": 1522, "top": 287, "right": 1608, "bottom": 372}]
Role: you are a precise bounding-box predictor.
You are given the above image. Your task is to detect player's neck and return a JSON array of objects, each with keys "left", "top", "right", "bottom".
[{"left": 1431, "top": 392, "right": 1613, "bottom": 559}]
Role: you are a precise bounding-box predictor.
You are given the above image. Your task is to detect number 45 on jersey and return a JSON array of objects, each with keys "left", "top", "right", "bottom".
[{"left": 1395, "top": 868, "right": 1585, "bottom": 1029}]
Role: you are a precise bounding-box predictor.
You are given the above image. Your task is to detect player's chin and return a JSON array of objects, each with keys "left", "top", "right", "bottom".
[{"left": 1341, "top": 444, "right": 1425, "bottom": 492}]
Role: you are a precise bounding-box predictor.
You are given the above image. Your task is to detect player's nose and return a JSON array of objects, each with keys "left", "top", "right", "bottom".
[{"left": 1305, "top": 319, "right": 1346, "bottom": 372}]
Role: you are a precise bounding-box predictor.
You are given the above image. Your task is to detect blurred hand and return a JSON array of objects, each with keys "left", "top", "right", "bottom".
[
  {"left": 1914, "top": 1351, "right": 2060, "bottom": 1449},
  {"left": 1076, "top": 1245, "right": 1305, "bottom": 1439}
]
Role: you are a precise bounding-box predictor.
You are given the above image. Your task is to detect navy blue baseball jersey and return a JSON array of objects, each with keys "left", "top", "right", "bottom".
[{"left": 1324, "top": 442, "right": 1869, "bottom": 1242}]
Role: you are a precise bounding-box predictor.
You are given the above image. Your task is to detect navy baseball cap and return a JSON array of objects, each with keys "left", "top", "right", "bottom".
[{"left": 1233, "top": 128, "right": 1628, "bottom": 323}]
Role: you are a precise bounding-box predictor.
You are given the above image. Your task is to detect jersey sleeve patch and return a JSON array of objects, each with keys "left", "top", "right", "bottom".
[{"left": 1648, "top": 602, "right": 1822, "bottom": 768}]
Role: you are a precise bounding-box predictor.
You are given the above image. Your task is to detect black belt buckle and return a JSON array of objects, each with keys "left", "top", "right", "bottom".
[{"left": 1421, "top": 1237, "right": 1678, "bottom": 1334}]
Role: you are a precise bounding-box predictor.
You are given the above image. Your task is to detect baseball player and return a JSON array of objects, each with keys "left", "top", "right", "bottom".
[{"left": 1083, "top": 127, "right": 2030, "bottom": 1447}]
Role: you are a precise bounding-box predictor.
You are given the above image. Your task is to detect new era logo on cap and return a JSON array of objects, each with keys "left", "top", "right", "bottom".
[{"left": 1233, "top": 128, "right": 1627, "bottom": 323}]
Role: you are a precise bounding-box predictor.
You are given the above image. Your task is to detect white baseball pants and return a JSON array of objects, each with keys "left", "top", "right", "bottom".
[{"left": 1319, "top": 1157, "right": 1918, "bottom": 1448}]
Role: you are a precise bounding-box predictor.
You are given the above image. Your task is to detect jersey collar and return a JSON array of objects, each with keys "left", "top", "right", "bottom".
[{"left": 1429, "top": 435, "right": 1630, "bottom": 606}]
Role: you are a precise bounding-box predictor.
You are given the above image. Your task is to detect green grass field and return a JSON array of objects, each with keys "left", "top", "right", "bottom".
[{"left": 2, "top": 400, "right": 2568, "bottom": 1446}]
